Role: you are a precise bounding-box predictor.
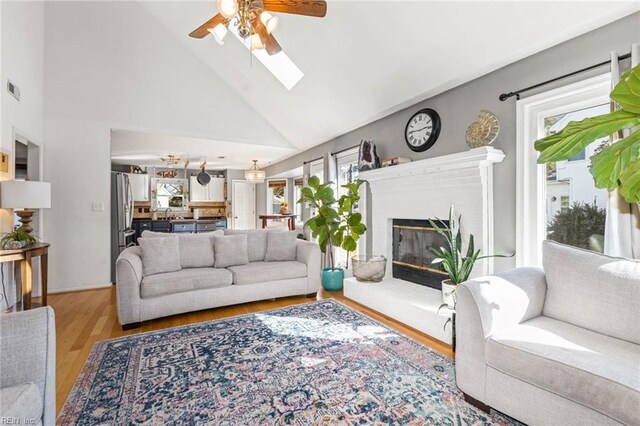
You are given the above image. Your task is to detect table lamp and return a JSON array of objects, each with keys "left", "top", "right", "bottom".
[{"left": 0, "top": 180, "right": 51, "bottom": 234}]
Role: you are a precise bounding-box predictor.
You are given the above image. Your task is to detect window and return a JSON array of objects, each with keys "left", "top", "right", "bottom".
[
  {"left": 517, "top": 74, "right": 610, "bottom": 266},
  {"left": 266, "top": 179, "right": 288, "bottom": 216},
  {"left": 335, "top": 148, "right": 360, "bottom": 268},
  {"left": 293, "top": 177, "right": 304, "bottom": 225}
]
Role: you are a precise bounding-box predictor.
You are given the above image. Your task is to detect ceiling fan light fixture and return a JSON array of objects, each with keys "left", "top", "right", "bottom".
[
  {"left": 245, "top": 160, "right": 266, "bottom": 184},
  {"left": 217, "top": 0, "right": 238, "bottom": 20},
  {"left": 208, "top": 23, "right": 228, "bottom": 45},
  {"left": 250, "top": 33, "right": 265, "bottom": 50},
  {"left": 260, "top": 11, "right": 278, "bottom": 34}
]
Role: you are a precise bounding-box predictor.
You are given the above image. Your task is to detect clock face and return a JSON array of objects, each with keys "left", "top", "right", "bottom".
[{"left": 405, "top": 108, "right": 441, "bottom": 152}]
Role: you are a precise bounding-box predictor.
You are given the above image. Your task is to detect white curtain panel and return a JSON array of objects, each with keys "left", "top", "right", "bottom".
[
  {"left": 604, "top": 43, "right": 640, "bottom": 259},
  {"left": 321, "top": 152, "right": 338, "bottom": 268},
  {"left": 302, "top": 161, "right": 311, "bottom": 240}
]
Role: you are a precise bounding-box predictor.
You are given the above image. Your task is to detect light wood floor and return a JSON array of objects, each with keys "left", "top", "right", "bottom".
[{"left": 40, "top": 287, "right": 453, "bottom": 414}]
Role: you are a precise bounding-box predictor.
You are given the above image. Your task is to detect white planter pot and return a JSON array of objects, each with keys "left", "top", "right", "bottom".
[{"left": 441, "top": 279, "right": 457, "bottom": 309}]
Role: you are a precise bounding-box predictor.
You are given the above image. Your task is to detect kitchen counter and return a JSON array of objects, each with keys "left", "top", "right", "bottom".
[{"left": 132, "top": 218, "right": 227, "bottom": 241}]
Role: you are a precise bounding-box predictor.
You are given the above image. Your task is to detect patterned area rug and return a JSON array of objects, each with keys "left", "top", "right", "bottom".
[{"left": 59, "top": 300, "right": 516, "bottom": 425}]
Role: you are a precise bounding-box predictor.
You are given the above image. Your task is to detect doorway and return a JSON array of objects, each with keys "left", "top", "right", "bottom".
[{"left": 232, "top": 180, "right": 256, "bottom": 230}]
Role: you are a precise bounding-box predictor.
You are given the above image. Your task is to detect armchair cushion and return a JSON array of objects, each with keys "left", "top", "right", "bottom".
[
  {"left": 486, "top": 316, "right": 640, "bottom": 425},
  {"left": 0, "top": 383, "right": 43, "bottom": 424},
  {"left": 542, "top": 240, "right": 640, "bottom": 344}
]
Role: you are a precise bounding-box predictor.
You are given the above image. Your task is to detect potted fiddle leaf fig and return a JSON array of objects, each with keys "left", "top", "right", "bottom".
[
  {"left": 298, "top": 176, "right": 366, "bottom": 291},
  {"left": 535, "top": 64, "right": 640, "bottom": 203},
  {"left": 429, "top": 207, "right": 513, "bottom": 308}
]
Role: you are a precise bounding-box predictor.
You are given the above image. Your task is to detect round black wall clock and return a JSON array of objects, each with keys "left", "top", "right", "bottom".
[{"left": 404, "top": 108, "right": 441, "bottom": 152}]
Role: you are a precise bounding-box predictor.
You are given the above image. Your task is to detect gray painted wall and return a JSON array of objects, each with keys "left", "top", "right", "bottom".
[{"left": 265, "top": 13, "right": 640, "bottom": 271}]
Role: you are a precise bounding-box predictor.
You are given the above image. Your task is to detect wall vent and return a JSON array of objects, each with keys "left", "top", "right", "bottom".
[{"left": 7, "top": 80, "right": 20, "bottom": 101}]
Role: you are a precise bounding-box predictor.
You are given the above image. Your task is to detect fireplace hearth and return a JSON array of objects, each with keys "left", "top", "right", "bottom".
[{"left": 392, "top": 219, "right": 449, "bottom": 290}]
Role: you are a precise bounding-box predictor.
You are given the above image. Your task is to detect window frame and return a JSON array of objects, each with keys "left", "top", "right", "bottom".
[
  {"left": 515, "top": 73, "right": 610, "bottom": 267},
  {"left": 265, "top": 178, "right": 288, "bottom": 215}
]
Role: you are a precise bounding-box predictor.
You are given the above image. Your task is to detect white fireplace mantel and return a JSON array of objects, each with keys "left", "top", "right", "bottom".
[
  {"left": 361, "top": 146, "right": 505, "bottom": 183},
  {"left": 345, "top": 147, "right": 505, "bottom": 344},
  {"left": 359, "top": 146, "right": 504, "bottom": 277}
]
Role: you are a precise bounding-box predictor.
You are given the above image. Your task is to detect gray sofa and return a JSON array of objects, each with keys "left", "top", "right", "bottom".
[
  {"left": 456, "top": 240, "right": 640, "bottom": 425},
  {"left": 0, "top": 306, "right": 56, "bottom": 426},
  {"left": 116, "top": 228, "right": 321, "bottom": 328}
]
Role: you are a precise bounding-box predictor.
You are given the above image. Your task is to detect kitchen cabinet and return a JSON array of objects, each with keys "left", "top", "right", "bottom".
[
  {"left": 189, "top": 176, "right": 225, "bottom": 202},
  {"left": 127, "top": 173, "right": 149, "bottom": 202}
]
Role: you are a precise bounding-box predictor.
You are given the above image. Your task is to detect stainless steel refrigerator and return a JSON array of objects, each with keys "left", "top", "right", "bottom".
[{"left": 111, "top": 172, "right": 135, "bottom": 283}]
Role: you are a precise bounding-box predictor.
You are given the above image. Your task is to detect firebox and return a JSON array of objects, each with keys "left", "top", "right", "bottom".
[{"left": 392, "top": 218, "right": 450, "bottom": 290}]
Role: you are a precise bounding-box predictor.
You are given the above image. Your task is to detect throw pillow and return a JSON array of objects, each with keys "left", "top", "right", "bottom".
[
  {"left": 177, "top": 234, "right": 215, "bottom": 268},
  {"left": 264, "top": 231, "right": 297, "bottom": 262},
  {"left": 138, "top": 236, "right": 181, "bottom": 276},
  {"left": 214, "top": 234, "right": 249, "bottom": 268}
]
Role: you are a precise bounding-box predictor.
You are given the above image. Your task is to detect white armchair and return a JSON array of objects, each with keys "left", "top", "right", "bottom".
[
  {"left": 0, "top": 306, "right": 56, "bottom": 426},
  {"left": 456, "top": 241, "right": 640, "bottom": 425}
]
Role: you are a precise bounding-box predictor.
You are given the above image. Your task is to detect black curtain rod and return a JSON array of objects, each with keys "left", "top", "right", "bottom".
[
  {"left": 331, "top": 144, "right": 360, "bottom": 157},
  {"left": 499, "top": 52, "right": 631, "bottom": 101},
  {"left": 303, "top": 156, "right": 323, "bottom": 165}
]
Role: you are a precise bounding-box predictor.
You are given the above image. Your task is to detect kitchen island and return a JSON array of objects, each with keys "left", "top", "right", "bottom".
[{"left": 132, "top": 218, "right": 227, "bottom": 242}]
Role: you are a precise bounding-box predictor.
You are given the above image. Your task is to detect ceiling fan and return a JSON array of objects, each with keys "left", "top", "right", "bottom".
[{"left": 189, "top": 0, "right": 327, "bottom": 55}]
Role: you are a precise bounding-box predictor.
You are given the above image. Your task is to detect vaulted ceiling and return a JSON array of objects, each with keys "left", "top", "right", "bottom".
[
  {"left": 45, "top": 1, "right": 639, "bottom": 168},
  {"left": 141, "top": 0, "right": 639, "bottom": 154}
]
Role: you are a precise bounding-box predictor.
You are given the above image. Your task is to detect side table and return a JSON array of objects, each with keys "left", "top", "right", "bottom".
[{"left": 0, "top": 243, "right": 50, "bottom": 311}]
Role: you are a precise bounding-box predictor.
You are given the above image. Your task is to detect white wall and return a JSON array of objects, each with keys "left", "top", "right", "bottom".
[
  {"left": 43, "top": 1, "right": 287, "bottom": 292},
  {"left": 0, "top": 1, "right": 44, "bottom": 307}
]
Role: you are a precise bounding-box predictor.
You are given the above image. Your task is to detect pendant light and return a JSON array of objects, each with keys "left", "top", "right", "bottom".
[{"left": 245, "top": 160, "right": 266, "bottom": 184}]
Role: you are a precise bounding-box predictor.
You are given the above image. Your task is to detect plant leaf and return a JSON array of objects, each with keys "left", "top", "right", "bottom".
[
  {"left": 590, "top": 130, "right": 640, "bottom": 191},
  {"left": 347, "top": 213, "right": 362, "bottom": 226},
  {"left": 619, "top": 157, "right": 640, "bottom": 203},
  {"left": 611, "top": 64, "right": 640, "bottom": 114},
  {"left": 535, "top": 110, "right": 640, "bottom": 163}
]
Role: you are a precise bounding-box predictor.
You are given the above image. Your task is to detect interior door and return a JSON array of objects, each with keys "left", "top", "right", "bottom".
[{"left": 232, "top": 180, "right": 255, "bottom": 230}]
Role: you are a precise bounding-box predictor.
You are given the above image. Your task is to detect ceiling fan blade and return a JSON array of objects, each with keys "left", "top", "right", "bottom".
[
  {"left": 189, "top": 14, "right": 226, "bottom": 38},
  {"left": 253, "top": 19, "right": 282, "bottom": 55},
  {"left": 262, "top": 0, "right": 327, "bottom": 17}
]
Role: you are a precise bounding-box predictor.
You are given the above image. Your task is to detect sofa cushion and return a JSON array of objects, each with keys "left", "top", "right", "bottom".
[
  {"left": 138, "top": 236, "right": 181, "bottom": 276},
  {"left": 542, "top": 240, "right": 640, "bottom": 344},
  {"left": 486, "top": 316, "right": 640, "bottom": 425},
  {"left": 0, "top": 382, "right": 43, "bottom": 423},
  {"left": 225, "top": 228, "right": 287, "bottom": 262},
  {"left": 228, "top": 261, "right": 307, "bottom": 286},
  {"left": 141, "top": 267, "right": 232, "bottom": 298},
  {"left": 214, "top": 234, "right": 249, "bottom": 268},
  {"left": 141, "top": 230, "right": 223, "bottom": 268},
  {"left": 264, "top": 231, "right": 297, "bottom": 262}
]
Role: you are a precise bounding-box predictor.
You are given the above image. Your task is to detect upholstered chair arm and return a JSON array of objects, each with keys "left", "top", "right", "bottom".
[
  {"left": 455, "top": 267, "right": 547, "bottom": 402},
  {"left": 296, "top": 240, "right": 321, "bottom": 293},
  {"left": 115, "top": 246, "right": 143, "bottom": 326},
  {"left": 0, "top": 306, "right": 56, "bottom": 425}
]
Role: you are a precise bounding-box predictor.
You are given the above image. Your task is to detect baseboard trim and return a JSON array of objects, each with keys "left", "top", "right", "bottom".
[{"left": 48, "top": 283, "right": 113, "bottom": 294}]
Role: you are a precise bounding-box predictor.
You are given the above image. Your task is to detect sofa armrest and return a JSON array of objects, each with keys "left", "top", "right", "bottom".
[
  {"left": 0, "top": 306, "right": 56, "bottom": 425},
  {"left": 455, "top": 267, "right": 547, "bottom": 402},
  {"left": 115, "top": 246, "right": 143, "bottom": 326},
  {"left": 296, "top": 239, "right": 321, "bottom": 294}
]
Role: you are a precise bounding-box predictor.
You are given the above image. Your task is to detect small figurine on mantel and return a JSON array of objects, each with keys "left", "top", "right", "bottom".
[{"left": 358, "top": 139, "right": 381, "bottom": 171}]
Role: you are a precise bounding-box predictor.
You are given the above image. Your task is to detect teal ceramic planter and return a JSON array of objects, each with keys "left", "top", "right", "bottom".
[{"left": 322, "top": 267, "right": 344, "bottom": 291}]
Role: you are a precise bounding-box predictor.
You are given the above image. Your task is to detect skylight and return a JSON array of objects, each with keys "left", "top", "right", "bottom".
[{"left": 228, "top": 23, "right": 304, "bottom": 90}]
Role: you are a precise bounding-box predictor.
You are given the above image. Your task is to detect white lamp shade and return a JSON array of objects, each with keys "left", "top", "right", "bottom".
[{"left": 0, "top": 180, "right": 51, "bottom": 209}]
